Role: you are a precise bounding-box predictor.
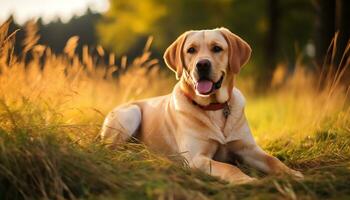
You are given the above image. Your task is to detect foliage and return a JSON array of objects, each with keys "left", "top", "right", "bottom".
[
  {"left": 97, "top": 0, "right": 167, "bottom": 54},
  {"left": 97, "top": 0, "right": 315, "bottom": 71},
  {"left": 8, "top": 10, "right": 102, "bottom": 57},
  {"left": 0, "top": 19, "right": 350, "bottom": 200}
]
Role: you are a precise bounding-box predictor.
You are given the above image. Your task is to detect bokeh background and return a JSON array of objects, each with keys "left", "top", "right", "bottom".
[
  {"left": 0, "top": 1, "right": 350, "bottom": 199},
  {"left": 2, "top": 0, "right": 349, "bottom": 89}
]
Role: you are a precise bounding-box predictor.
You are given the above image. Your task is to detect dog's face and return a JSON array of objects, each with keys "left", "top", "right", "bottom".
[
  {"left": 183, "top": 30, "right": 229, "bottom": 96},
  {"left": 164, "top": 28, "right": 251, "bottom": 100}
]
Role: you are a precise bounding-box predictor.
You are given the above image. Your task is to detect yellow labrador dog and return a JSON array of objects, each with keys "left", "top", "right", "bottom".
[{"left": 101, "top": 28, "right": 303, "bottom": 184}]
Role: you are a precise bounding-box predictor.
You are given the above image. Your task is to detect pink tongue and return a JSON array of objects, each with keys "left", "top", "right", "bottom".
[{"left": 196, "top": 80, "right": 213, "bottom": 94}]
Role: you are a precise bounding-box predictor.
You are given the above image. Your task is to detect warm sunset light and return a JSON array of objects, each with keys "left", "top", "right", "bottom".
[
  {"left": 0, "top": 0, "right": 349, "bottom": 199},
  {"left": 0, "top": 0, "right": 109, "bottom": 24}
]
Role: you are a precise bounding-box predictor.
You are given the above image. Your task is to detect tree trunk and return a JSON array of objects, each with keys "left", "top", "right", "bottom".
[
  {"left": 335, "top": 0, "right": 350, "bottom": 66},
  {"left": 315, "top": 0, "right": 349, "bottom": 85},
  {"left": 314, "top": 0, "right": 335, "bottom": 67},
  {"left": 258, "top": 0, "right": 280, "bottom": 91}
]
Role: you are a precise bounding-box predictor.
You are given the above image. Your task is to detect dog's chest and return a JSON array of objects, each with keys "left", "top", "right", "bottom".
[
  {"left": 204, "top": 107, "right": 246, "bottom": 144},
  {"left": 213, "top": 144, "right": 242, "bottom": 163},
  {"left": 206, "top": 110, "right": 229, "bottom": 136}
]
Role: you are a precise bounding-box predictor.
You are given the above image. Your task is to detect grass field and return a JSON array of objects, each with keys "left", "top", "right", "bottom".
[{"left": 0, "top": 20, "right": 350, "bottom": 199}]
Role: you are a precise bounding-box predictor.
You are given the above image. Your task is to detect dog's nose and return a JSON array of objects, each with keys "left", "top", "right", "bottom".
[
  {"left": 196, "top": 59, "right": 211, "bottom": 69},
  {"left": 196, "top": 59, "right": 211, "bottom": 78}
]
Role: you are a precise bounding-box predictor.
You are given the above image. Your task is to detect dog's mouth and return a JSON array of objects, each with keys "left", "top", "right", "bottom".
[{"left": 195, "top": 74, "right": 224, "bottom": 95}]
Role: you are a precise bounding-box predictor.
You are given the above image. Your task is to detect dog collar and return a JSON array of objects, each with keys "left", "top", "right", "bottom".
[{"left": 182, "top": 92, "right": 231, "bottom": 117}]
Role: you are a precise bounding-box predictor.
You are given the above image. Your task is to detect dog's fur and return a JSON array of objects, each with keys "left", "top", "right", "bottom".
[{"left": 101, "top": 28, "right": 303, "bottom": 184}]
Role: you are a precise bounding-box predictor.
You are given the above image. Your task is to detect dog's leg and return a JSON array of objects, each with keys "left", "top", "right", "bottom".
[
  {"left": 179, "top": 134, "right": 255, "bottom": 184},
  {"left": 191, "top": 155, "right": 256, "bottom": 184},
  {"left": 100, "top": 104, "right": 141, "bottom": 148},
  {"left": 235, "top": 144, "right": 303, "bottom": 178}
]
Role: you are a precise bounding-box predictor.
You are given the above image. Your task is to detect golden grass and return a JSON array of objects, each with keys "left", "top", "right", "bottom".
[
  {"left": 1, "top": 19, "right": 349, "bottom": 145},
  {"left": 0, "top": 20, "right": 175, "bottom": 128},
  {"left": 243, "top": 35, "right": 350, "bottom": 144},
  {"left": 245, "top": 64, "right": 349, "bottom": 143},
  {"left": 0, "top": 19, "right": 350, "bottom": 200}
]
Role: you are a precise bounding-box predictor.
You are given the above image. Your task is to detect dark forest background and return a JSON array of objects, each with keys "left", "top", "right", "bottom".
[{"left": 6, "top": 0, "right": 350, "bottom": 88}]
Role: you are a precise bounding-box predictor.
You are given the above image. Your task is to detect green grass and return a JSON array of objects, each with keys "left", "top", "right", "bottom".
[
  {"left": 0, "top": 96, "right": 349, "bottom": 200},
  {"left": 0, "top": 20, "right": 350, "bottom": 199}
]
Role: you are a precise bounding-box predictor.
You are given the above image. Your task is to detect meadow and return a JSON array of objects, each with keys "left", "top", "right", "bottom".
[{"left": 0, "top": 20, "right": 349, "bottom": 199}]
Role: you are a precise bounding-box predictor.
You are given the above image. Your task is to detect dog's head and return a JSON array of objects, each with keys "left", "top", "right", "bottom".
[{"left": 164, "top": 28, "right": 251, "bottom": 104}]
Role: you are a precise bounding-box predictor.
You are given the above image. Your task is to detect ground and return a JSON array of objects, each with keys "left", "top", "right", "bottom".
[{"left": 0, "top": 21, "right": 349, "bottom": 199}]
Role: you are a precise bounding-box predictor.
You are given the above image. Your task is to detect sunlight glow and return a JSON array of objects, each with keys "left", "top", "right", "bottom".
[{"left": 0, "top": 0, "right": 110, "bottom": 24}]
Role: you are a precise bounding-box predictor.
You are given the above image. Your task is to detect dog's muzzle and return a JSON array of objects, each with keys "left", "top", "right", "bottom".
[
  {"left": 195, "top": 73, "right": 225, "bottom": 95},
  {"left": 214, "top": 74, "right": 224, "bottom": 89}
]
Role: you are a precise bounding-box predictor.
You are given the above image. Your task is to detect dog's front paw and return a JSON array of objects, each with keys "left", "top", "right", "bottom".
[
  {"left": 289, "top": 169, "right": 304, "bottom": 179},
  {"left": 233, "top": 177, "right": 258, "bottom": 185}
]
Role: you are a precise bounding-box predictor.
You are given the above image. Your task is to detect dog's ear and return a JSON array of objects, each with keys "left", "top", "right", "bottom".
[
  {"left": 163, "top": 31, "right": 189, "bottom": 79},
  {"left": 219, "top": 28, "right": 251, "bottom": 73}
]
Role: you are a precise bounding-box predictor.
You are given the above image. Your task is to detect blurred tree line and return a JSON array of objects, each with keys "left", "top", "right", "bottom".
[
  {"left": 8, "top": 9, "right": 102, "bottom": 59},
  {"left": 98, "top": 0, "right": 349, "bottom": 88},
  {"left": 7, "top": 0, "right": 349, "bottom": 89}
]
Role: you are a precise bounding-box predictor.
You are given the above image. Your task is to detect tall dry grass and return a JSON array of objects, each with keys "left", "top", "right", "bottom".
[
  {"left": 0, "top": 18, "right": 348, "bottom": 148},
  {"left": 0, "top": 20, "right": 174, "bottom": 132},
  {"left": 0, "top": 19, "right": 349, "bottom": 144},
  {"left": 242, "top": 33, "right": 350, "bottom": 143},
  {"left": 0, "top": 19, "right": 350, "bottom": 199}
]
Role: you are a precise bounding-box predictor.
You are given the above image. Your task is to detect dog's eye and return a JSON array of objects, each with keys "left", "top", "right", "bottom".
[
  {"left": 212, "top": 46, "right": 223, "bottom": 53},
  {"left": 187, "top": 47, "right": 196, "bottom": 54}
]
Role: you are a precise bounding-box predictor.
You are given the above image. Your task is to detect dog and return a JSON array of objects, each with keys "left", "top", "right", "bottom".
[{"left": 100, "top": 28, "right": 303, "bottom": 184}]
